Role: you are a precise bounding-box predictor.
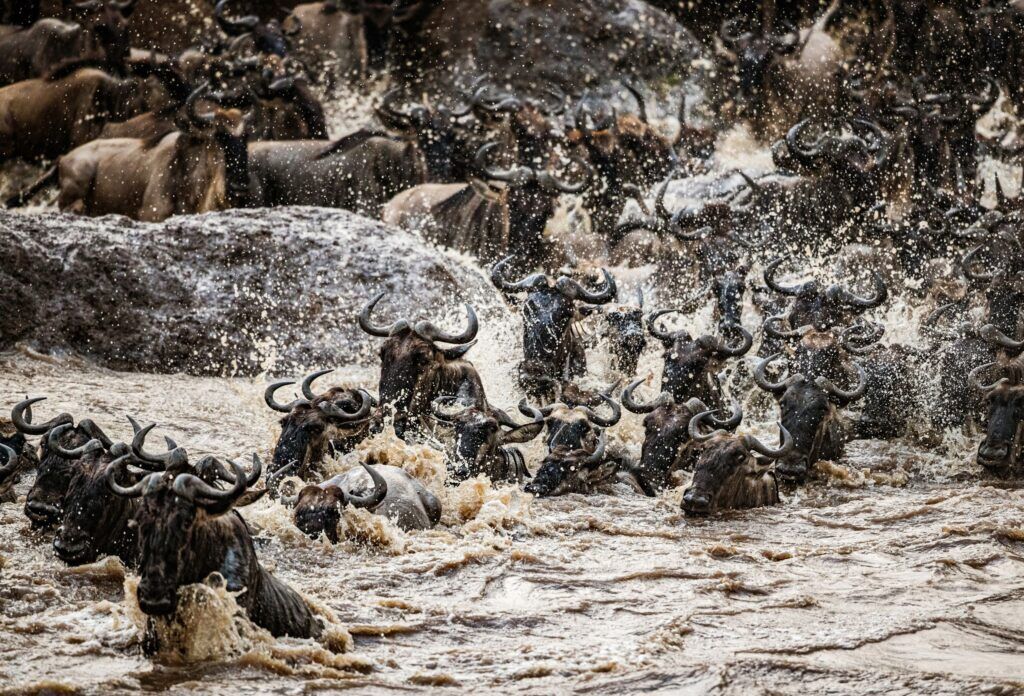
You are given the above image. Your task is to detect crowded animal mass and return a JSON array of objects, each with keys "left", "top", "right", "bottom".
[{"left": 0, "top": 0, "right": 1023, "bottom": 693}]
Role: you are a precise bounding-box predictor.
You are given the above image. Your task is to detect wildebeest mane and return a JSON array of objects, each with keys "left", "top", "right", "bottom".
[{"left": 427, "top": 179, "right": 508, "bottom": 261}]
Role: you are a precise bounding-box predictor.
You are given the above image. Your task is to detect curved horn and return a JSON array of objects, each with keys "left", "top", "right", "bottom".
[
  {"left": 785, "top": 119, "right": 825, "bottom": 166},
  {"left": 579, "top": 393, "right": 621, "bottom": 428},
  {"left": 764, "top": 315, "right": 812, "bottom": 341},
  {"left": 105, "top": 456, "right": 158, "bottom": 498},
  {"left": 497, "top": 403, "right": 546, "bottom": 444},
  {"left": 0, "top": 443, "right": 17, "bottom": 482},
  {"left": 815, "top": 363, "right": 868, "bottom": 403},
  {"left": 11, "top": 397, "right": 69, "bottom": 436},
  {"left": 358, "top": 292, "right": 405, "bottom": 337},
  {"left": 970, "top": 361, "right": 1007, "bottom": 392},
  {"left": 980, "top": 324, "right": 1024, "bottom": 351},
  {"left": 491, "top": 255, "right": 549, "bottom": 293},
  {"left": 431, "top": 395, "right": 469, "bottom": 422},
  {"left": 319, "top": 389, "right": 374, "bottom": 422},
  {"left": 131, "top": 422, "right": 181, "bottom": 467},
  {"left": 185, "top": 82, "right": 215, "bottom": 128},
  {"left": 687, "top": 409, "right": 726, "bottom": 443},
  {"left": 741, "top": 423, "right": 794, "bottom": 459},
  {"left": 301, "top": 369, "right": 332, "bottom": 400},
  {"left": 647, "top": 308, "right": 683, "bottom": 344},
  {"left": 345, "top": 461, "right": 388, "bottom": 509},
  {"left": 264, "top": 381, "right": 308, "bottom": 413},
  {"left": 584, "top": 432, "right": 607, "bottom": 465},
  {"left": 214, "top": 0, "right": 259, "bottom": 36},
  {"left": 414, "top": 304, "right": 479, "bottom": 344},
  {"left": 556, "top": 268, "right": 617, "bottom": 304},
  {"left": 47, "top": 423, "right": 102, "bottom": 459},
  {"left": 173, "top": 459, "right": 247, "bottom": 504},
  {"left": 538, "top": 156, "right": 594, "bottom": 194},
  {"left": 753, "top": 354, "right": 792, "bottom": 395},
  {"left": 764, "top": 256, "right": 807, "bottom": 296},
  {"left": 840, "top": 323, "right": 884, "bottom": 355},
  {"left": 837, "top": 272, "right": 888, "bottom": 309},
  {"left": 621, "top": 378, "right": 673, "bottom": 414},
  {"left": 711, "top": 325, "right": 753, "bottom": 357},
  {"left": 708, "top": 398, "right": 743, "bottom": 430},
  {"left": 476, "top": 142, "right": 533, "bottom": 183}
]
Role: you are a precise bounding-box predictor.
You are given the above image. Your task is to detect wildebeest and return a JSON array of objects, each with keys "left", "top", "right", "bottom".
[
  {"left": 264, "top": 369, "right": 376, "bottom": 481},
  {"left": 524, "top": 432, "right": 639, "bottom": 497},
  {"left": 491, "top": 256, "right": 618, "bottom": 399},
  {"left": 717, "top": 4, "right": 844, "bottom": 138},
  {"left": 358, "top": 293, "right": 487, "bottom": 438},
  {"left": 108, "top": 452, "right": 324, "bottom": 639},
  {"left": 971, "top": 349, "right": 1024, "bottom": 474},
  {"left": 591, "top": 289, "right": 647, "bottom": 378},
  {"left": 383, "top": 143, "right": 591, "bottom": 264},
  {"left": 622, "top": 378, "right": 736, "bottom": 495},
  {"left": 647, "top": 309, "right": 753, "bottom": 407},
  {"left": 682, "top": 405, "right": 791, "bottom": 517},
  {"left": 753, "top": 339, "right": 867, "bottom": 483},
  {"left": 0, "top": 63, "right": 166, "bottom": 161},
  {"left": 247, "top": 131, "right": 426, "bottom": 215},
  {"left": 762, "top": 255, "right": 888, "bottom": 335},
  {"left": 431, "top": 397, "right": 545, "bottom": 483},
  {"left": 48, "top": 85, "right": 252, "bottom": 220},
  {"left": 0, "top": 0, "right": 137, "bottom": 86},
  {"left": 289, "top": 459, "right": 441, "bottom": 540},
  {"left": 283, "top": 1, "right": 367, "bottom": 84},
  {"left": 10, "top": 397, "right": 114, "bottom": 529},
  {"left": 213, "top": 0, "right": 291, "bottom": 57}
]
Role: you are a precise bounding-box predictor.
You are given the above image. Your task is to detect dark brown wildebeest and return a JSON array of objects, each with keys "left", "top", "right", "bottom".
[
  {"left": 264, "top": 369, "right": 376, "bottom": 481},
  {"left": 970, "top": 344, "right": 1024, "bottom": 474},
  {"left": 247, "top": 130, "right": 426, "bottom": 216},
  {"left": 10, "top": 397, "right": 115, "bottom": 529},
  {"left": 621, "top": 378, "right": 737, "bottom": 495},
  {"left": 0, "top": 412, "right": 37, "bottom": 503},
  {"left": 289, "top": 458, "right": 441, "bottom": 540},
  {"left": 108, "top": 450, "right": 324, "bottom": 640},
  {"left": 682, "top": 405, "right": 792, "bottom": 517},
  {"left": 0, "top": 0, "right": 138, "bottom": 86},
  {"left": 752, "top": 331, "right": 868, "bottom": 483},
  {"left": 358, "top": 292, "right": 487, "bottom": 438},
  {"left": 491, "top": 256, "right": 618, "bottom": 400},
  {"left": 213, "top": 0, "right": 291, "bottom": 57},
  {"left": 0, "top": 63, "right": 166, "bottom": 161},
  {"left": 431, "top": 396, "right": 545, "bottom": 483},
  {"left": 283, "top": 2, "right": 367, "bottom": 84},
  {"left": 523, "top": 432, "right": 639, "bottom": 497},
  {"left": 47, "top": 86, "right": 252, "bottom": 220},
  {"left": 646, "top": 309, "right": 753, "bottom": 408}
]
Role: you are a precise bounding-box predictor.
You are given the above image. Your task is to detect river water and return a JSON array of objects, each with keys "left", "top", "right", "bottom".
[{"left": 1, "top": 310, "right": 1023, "bottom": 694}]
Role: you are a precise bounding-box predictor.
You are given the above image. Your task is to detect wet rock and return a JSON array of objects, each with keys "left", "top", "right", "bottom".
[
  {"left": 0, "top": 207, "right": 509, "bottom": 376},
  {"left": 389, "top": 0, "right": 702, "bottom": 95}
]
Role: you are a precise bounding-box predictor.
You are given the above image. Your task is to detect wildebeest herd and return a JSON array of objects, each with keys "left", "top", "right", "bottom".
[{"left": 3, "top": 0, "right": 1024, "bottom": 656}]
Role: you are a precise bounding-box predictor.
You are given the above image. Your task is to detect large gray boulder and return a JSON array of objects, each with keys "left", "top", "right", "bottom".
[{"left": 0, "top": 207, "right": 514, "bottom": 376}]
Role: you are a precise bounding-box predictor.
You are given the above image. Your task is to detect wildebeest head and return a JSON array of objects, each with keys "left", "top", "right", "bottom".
[
  {"left": 523, "top": 392, "right": 621, "bottom": 453},
  {"left": 622, "top": 379, "right": 733, "bottom": 494},
  {"left": 961, "top": 235, "right": 1024, "bottom": 339},
  {"left": 719, "top": 17, "right": 798, "bottom": 106},
  {"left": 524, "top": 432, "right": 610, "bottom": 497},
  {"left": 11, "top": 397, "right": 107, "bottom": 528},
  {"left": 358, "top": 292, "right": 481, "bottom": 434},
  {"left": 181, "top": 85, "right": 253, "bottom": 207},
  {"left": 780, "top": 120, "right": 892, "bottom": 188},
  {"left": 109, "top": 451, "right": 264, "bottom": 616},
  {"left": 682, "top": 405, "right": 791, "bottom": 516},
  {"left": 264, "top": 369, "right": 375, "bottom": 482},
  {"left": 291, "top": 460, "right": 388, "bottom": 542},
  {"left": 647, "top": 310, "right": 753, "bottom": 404},
  {"left": 753, "top": 350, "right": 866, "bottom": 482},
  {"left": 71, "top": 0, "right": 138, "bottom": 74},
  {"left": 214, "top": 0, "right": 290, "bottom": 56},
  {"left": 376, "top": 88, "right": 475, "bottom": 181},
  {"left": 431, "top": 397, "right": 544, "bottom": 483},
  {"left": 971, "top": 354, "right": 1024, "bottom": 472},
  {"left": 597, "top": 288, "right": 647, "bottom": 377},
  {"left": 764, "top": 256, "right": 888, "bottom": 331},
  {"left": 492, "top": 255, "right": 617, "bottom": 397},
  {"left": 53, "top": 417, "right": 185, "bottom": 566}
]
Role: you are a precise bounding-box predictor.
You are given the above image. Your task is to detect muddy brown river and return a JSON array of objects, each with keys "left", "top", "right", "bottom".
[{"left": 1, "top": 339, "right": 1023, "bottom": 695}]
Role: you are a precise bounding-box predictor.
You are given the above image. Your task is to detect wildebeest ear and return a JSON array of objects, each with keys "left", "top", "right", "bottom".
[{"left": 235, "top": 488, "right": 268, "bottom": 508}]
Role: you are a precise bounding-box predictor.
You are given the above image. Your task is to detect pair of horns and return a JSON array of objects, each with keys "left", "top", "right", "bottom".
[
  {"left": 491, "top": 256, "right": 617, "bottom": 304},
  {"left": 358, "top": 292, "right": 479, "bottom": 345}
]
